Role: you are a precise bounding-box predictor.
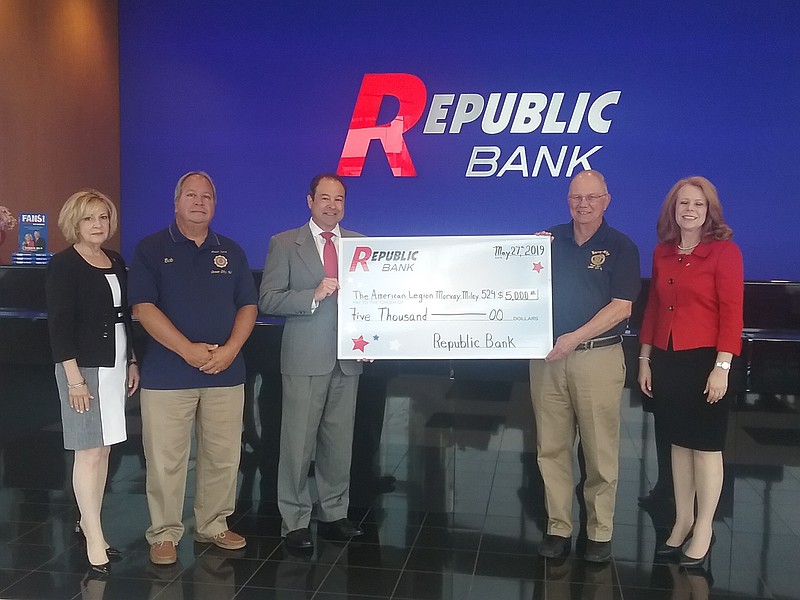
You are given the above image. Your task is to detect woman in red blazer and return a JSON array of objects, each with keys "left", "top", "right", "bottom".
[{"left": 638, "top": 176, "right": 743, "bottom": 568}]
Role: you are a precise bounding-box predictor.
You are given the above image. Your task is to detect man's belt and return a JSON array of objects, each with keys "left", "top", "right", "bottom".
[{"left": 574, "top": 335, "right": 622, "bottom": 351}]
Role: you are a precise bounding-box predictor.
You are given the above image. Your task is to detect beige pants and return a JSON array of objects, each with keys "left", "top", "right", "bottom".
[
  {"left": 141, "top": 385, "right": 244, "bottom": 544},
  {"left": 530, "top": 344, "right": 625, "bottom": 542}
]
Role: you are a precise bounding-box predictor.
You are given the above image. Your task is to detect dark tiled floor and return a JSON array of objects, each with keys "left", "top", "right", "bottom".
[{"left": 1, "top": 366, "right": 799, "bottom": 599}]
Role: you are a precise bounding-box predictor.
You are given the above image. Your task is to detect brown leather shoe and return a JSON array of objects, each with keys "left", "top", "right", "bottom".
[
  {"left": 194, "top": 530, "right": 246, "bottom": 550},
  {"left": 149, "top": 540, "right": 177, "bottom": 565}
]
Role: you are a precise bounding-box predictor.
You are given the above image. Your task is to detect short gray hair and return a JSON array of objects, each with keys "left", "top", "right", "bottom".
[{"left": 174, "top": 171, "right": 217, "bottom": 205}]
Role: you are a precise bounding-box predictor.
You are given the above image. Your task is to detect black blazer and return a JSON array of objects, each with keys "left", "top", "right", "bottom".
[{"left": 46, "top": 246, "right": 134, "bottom": 367}]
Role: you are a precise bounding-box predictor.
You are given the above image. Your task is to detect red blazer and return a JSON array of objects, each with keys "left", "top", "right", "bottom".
[{"left": 640, "top": 240, "right": 743, "bottom": 355}]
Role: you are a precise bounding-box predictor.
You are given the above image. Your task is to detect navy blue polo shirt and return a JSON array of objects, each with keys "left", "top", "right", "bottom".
[
  {"left": 127, "top": 222, "right": 257, "bottom": 390},
  {"left": 549, "top": 219, "right": 641, "bottom": 340}
]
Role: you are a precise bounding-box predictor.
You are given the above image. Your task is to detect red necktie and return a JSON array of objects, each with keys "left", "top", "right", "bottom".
[{"left": 321, "top": 232, "right": 338, "bottom": 295}]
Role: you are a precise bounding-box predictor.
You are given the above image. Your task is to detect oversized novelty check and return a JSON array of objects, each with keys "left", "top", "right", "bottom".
[{"left": 337, "top": 235, "right": 553, "bottom": 359}]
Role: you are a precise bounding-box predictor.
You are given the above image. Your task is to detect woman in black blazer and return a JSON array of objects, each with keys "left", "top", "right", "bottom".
[{"left": 46, "top": 190, "right": 139, "bottom": 574}]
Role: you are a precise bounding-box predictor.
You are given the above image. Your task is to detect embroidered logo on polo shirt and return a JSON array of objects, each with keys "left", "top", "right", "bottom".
[
  {"left": 164, "top": 257, "right": 173, "bottom": 263},
  {"left": 588, "top": 250, "right": 609, "bottom": 270},
  {"left": 211, "top": 249, "right": 232, "bottom": 274}
]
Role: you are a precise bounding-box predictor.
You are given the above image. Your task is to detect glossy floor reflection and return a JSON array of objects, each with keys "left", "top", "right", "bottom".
[{"left": 1, "top": 366, "right": 799, "bottom": 599}]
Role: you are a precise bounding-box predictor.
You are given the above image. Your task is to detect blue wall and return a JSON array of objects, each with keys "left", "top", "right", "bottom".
[{"left": 119, "top": 0, "right": 800, "bottom": 280}]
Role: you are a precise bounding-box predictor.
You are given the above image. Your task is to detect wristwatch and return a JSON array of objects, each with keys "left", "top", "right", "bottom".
[{"left": 714, "top": 361, "right": 731, "bottom": 370}]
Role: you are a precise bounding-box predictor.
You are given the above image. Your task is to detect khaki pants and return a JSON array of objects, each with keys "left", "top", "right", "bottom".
[
  {"left": 530, "top": 344, "right": 625, "bottom": 542},
  {"left": 141, "top": 385, "right": 244, "bottom": 544}
]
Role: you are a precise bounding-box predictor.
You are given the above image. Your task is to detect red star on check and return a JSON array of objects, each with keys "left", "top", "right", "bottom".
[
  {"left": 352, "top": 335, "right": 369, "bottom": 352},
  {"left": 532, "top": 262, "right": 544, "bottom": 273}
]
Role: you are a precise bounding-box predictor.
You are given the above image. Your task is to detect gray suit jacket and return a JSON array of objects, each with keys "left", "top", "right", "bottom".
[{"left": 259, "top": 224, "right": 363, "bottom": 377}]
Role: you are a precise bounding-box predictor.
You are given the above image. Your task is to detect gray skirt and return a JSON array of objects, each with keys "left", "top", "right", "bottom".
[{"left": 55, "top": 325, "right": 128, "bottom": 450}]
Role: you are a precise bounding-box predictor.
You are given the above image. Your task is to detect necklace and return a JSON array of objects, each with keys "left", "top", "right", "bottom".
[{"left": 677, "top": 241, "right": 700, "bottom": 251}]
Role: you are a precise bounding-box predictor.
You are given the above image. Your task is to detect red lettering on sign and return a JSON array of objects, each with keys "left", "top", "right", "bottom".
[{"left": 337, "top": 73, "right": 427, "bottom": 177}]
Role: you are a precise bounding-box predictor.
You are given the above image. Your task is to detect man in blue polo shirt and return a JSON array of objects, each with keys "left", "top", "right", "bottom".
[
  {"left": 128, "top": 171, "right": 257, "bottom": 566},
  {"left": 530, "top": 169, "right": 640, "bottom": 563}
]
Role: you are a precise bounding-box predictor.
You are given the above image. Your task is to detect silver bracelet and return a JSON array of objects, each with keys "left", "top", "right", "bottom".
[
  {"left": 638, "top": 356, "right": 651, "bottom": 362},
  {"left": 67, "top": 381, "right": 87, "bottom": 389}
]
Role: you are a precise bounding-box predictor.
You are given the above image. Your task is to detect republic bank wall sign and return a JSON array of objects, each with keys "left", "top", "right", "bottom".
[{"left": 337, "top": 73, "right": 621, "bottom": 179}]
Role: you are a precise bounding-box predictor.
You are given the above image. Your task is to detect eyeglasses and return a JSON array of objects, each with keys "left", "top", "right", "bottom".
[{"left": 568, "top": 193, "right": 607, "bottom": 204}]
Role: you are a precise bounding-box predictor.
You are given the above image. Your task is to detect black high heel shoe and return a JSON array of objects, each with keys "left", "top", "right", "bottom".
[
  {"left": 656, "top": 541, "right": 683, "bottom": 559},
  {"left": 75, "top": 521, "right": 123, "bottom": 560},
  {"left": 679, "top": 533, "right": 716, "bottom": 568},
  {"left": 656, "top": 529, "right": 693, "bottom": 558},
  {"left": 88, "top": 560, "right": 110, "bottom": 575}
]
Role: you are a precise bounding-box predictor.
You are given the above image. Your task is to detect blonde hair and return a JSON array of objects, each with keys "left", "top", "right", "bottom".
[{"left": 58, "top": 190, "right": 118, "bottom": 244}]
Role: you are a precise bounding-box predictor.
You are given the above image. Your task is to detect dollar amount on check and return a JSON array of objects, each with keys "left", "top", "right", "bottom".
[{"left": 337, "top": 235, "right": 553, "bottom": 359}]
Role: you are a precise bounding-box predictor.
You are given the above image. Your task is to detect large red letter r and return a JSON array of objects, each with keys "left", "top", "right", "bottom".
[{"left": 337, "top": 73, "right": 427, "bottom": 177}]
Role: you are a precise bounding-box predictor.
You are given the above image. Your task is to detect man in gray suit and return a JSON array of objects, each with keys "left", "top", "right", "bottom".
[{"left": 259, "top": 173, "right": 364, "bottom": 550}]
